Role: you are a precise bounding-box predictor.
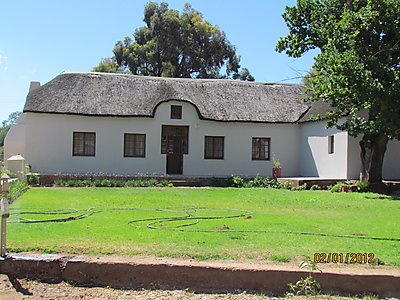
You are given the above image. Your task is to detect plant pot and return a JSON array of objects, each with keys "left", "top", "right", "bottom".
[{"left": 272, "top": 167, "right": 282, "bottom": 178}]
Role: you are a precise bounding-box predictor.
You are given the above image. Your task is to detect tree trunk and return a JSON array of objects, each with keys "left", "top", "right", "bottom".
[{"left": 359, "top": 134, "right": 389, "bottom": 183}]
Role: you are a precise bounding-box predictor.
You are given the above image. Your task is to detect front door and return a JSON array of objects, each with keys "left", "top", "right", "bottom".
[
  {"left": 162, "top": 125, "right": 189, "bottom": 175},
  {"left": 167, "top": 136, "right": 183, "bottom": 174}
]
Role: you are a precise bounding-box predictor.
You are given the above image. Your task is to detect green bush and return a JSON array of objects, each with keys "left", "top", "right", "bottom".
[
  {"left": 330, "top": 182, "right": 348, "bottom": 193},
  {"left": 309, "top": 184, "right": 322, "bottom": 190},
  {"left": 252, "top": 175, "right": 278, "bottom": 188},
  {"left": 231, "top": 176, "right": 245, "bottom": 187},
  {"left": 291, "top": 184, "right": 307, "bottom": 191},
  {"left": 230, "top": 175, "right": 282, "bottom": 188},
  {"left": 356, "top": 181, "right": 371, "bottom": 192},
  {"left": 27, "top": 173, "right": 40, "bottom": 185},
  {"left": 9, "top": 180, "right": 29, "bottom": 200},
  {"left": 53, "top": 178, "right": 171, "bottom": 188},
  {"left": 280, "top": 181, "right": 293, "bottom": 190}
]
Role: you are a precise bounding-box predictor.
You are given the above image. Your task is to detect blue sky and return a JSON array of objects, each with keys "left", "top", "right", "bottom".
[{"left": 0, "top": 0, "right": 317, "bottom": 122}]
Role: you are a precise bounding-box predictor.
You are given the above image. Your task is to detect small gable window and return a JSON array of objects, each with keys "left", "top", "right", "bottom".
[
  {"left": 73, "top": 132, "right": 96, "bottom": 156},
  {"left": 170, "top": 105, "right": 182, "bottom": 119},
  {"left": 124, "top": 133, "right": 146, "bottom": 157},
  {"left": 252, "top": 137, "right": 270, "bottom": 160},
  {"left": 328, "top": 135, "right": 334, "bottom": 154}
]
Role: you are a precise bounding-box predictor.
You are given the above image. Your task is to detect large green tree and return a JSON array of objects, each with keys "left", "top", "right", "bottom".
[
  {"left": 94, "top": 2, "right": 253, "bottom": 80},
  {"left": 277, "top": 0, "right": 400, "bottom": 183}
]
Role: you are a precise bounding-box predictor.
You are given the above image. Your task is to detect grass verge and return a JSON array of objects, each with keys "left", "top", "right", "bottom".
[{"left": 7, "top": 187, "right": 400, "bottom": 265}]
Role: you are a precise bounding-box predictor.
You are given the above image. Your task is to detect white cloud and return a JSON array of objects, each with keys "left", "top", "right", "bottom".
[
  {"left": 0, "top": 53, "right": 8, "bottom": 64},
  {"left": 0, "top": 53, "right": 8, "bottom": 71}
]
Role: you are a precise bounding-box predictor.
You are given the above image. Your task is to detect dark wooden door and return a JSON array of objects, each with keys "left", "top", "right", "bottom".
[{"left": 166, "top": 136, "right": 183, "bottom": 174}]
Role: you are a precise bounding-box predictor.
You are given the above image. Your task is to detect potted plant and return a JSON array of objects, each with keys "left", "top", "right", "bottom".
[{"left": 272, "top": 156, "right": 282, "bottom": 178}]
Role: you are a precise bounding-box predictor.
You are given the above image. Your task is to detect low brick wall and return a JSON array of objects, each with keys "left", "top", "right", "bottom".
[{"left": 1, "top": 254, "right": 399, "bottom": 297}]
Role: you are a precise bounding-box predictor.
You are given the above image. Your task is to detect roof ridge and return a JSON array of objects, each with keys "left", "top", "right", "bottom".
[{"left": 59, "top": 71, "right": 302, "bottom": 86}]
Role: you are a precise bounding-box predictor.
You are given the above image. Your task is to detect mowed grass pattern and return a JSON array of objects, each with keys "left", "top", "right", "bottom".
[{"left": 7, "top": 187, "right": 400, "bottom": 265}]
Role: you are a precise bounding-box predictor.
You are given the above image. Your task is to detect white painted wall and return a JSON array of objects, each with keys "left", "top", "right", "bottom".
[
  {"left": 347, "top": 136, "right": 361, "bottom": 180},
  {"left": 23, "top": 101, "right": 301, "bottom": 177},
  {"left": 299, "top": 120, "right": 348, "bottom": 179},
  {"left": 16, "top": 102, "right": 400, "bottom": 179},
  {"left": 383, "top": 140, "right": 400, "bottom": 180},
  {"left": 4, "top": 114, "right": 27, "bottom": 167}
]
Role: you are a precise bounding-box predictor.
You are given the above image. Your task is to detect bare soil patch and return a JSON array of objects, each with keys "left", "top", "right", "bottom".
[{"left": 0, "top": 274, "right": 363, "bottom": 300}]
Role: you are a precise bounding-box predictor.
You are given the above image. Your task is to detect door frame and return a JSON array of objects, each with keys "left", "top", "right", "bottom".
[{"left": 161, "top": 125, "right": 189, "bottom": 175}]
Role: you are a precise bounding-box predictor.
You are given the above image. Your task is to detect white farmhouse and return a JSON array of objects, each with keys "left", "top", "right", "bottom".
[{"left": 4, "top": 72, "right": 400, "bottom": 179}]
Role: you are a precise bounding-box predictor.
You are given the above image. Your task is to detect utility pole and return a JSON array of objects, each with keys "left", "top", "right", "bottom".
[{"left": 1, "top": 174, "right": 10, "bottom": 257}]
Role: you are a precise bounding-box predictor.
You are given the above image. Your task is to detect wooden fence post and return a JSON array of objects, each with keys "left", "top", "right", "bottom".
[{"left": 1, "top": 174, "right": 10, "bottom": 257}]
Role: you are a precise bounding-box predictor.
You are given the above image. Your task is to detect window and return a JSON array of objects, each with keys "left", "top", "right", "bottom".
[
  {"left": 170, "top": 105, "right": 182, "bottom": 119},
  {"left": 252, "top": 137, "right": 270, "bottom": 160},
  {"left": 204, "top": 136, "right": 224, "bottom": 159},
  {"left": 73, "top": 132, "right": 96, "bottom": 156},
  {"left": 124, "top": 134, "right": 146, "bottom": 157},
  {"left": 161, "top": 126, "right": 189, "bottom": 154},
  {"left": 328, "top": 135, "right": 334, "bottom": 154}
]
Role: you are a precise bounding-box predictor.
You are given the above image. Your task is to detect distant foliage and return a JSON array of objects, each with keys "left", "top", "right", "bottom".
[
  {"left": 94, "top": 2, "right": 254, "bottom": 81},
  {"left": 0, "top": 111, "right": 21, "bottom": 147},
  {"left": 53, "top": 178, "right": 172, "bottom": 188},
  {"left": 92, "top": 57, "right": 121, "bottom": 73}
]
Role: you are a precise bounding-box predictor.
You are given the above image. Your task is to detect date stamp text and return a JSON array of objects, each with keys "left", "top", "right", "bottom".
[{"left": 313, "top": 252, "right": 375, "bottom": 264}]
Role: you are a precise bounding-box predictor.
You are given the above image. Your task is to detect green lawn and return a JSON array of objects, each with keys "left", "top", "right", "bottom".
[{"left": 7, "top": 187, "right": 400, "bottom": 266}]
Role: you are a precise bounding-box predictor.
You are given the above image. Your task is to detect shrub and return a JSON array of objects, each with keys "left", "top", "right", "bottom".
[
  {"left": 309, "top": 184, "right": 322, "bottom": 190},
  {"left": 27, "top": 173, "right": 40, "bottom": 185},
  {"left": 356, "top": 181, "right": 371, "bottom": 192},
  {"left": 53, "top": 178, "right": 171, "bottom": 188},
  {"left": 230, "top": 175, "right": 282, "bottom": 188},
  {"left": 231, "top": 176, "right": 245, "bottom": 188},
  {"left": 330, "top": 182, "right": 348, "bottom": 193},
  {"left": 291, "top": 184, "right": 307, "bottom": 191},
  {"left": 252, "top": 175, "right": 278, "bottom": 188},
  {"left": 280, "top": 181, "right": 292, "bottom": 190},
  {"left": 9, "top": 180, "right": 29, "bottom": 200}
]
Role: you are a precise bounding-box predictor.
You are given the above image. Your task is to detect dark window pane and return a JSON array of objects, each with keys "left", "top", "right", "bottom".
[
  {"left": 171, "top": 105, "right": 182, "bottom": 119},
  {"left": 73, "top": 132, "right": 96, "bottom": 156},
  {"left": 204, "top": 136, "right": 224, "bottom": 159},
  {"left": 124, "top": 134, "right": 146, "bottom": 157},
  {"left": 161, "top": 125, "right": 189, "bottom": 154},
  {"left": 252, "top": 137, "right": 270, "bottom": 160},
  {"left": 328, "top": 135, "right": 334, "bottom": 154}
]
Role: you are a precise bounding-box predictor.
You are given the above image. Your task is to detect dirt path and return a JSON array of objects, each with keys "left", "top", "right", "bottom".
[{"left": 0, "top": 274, "right": 360, "bottom": 300}]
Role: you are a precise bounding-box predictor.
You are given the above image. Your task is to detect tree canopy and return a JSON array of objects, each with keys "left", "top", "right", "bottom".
[
  {"left": 277, "top": 0, "right": 400, "bottom": 183},
  {"left": 93, "top": 2, "right": 254, "bottom": 81},
  {"left": 0, "top": 111, "right": 21, "bottom": 149}
]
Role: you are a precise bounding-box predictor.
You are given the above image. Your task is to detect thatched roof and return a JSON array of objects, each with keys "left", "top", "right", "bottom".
[{"left": 24, "top": 72, "right": 319, "bottom": 123}]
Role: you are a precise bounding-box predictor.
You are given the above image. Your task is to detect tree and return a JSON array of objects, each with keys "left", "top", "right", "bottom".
[
  {"left": 0, "top": 111, "right": 21, "bottom": 147},
  {"left": 94, "top": 2, "right": 254, "bottom": 80},
  {"left": 233, "top": 68, "right": 255, "bottom": 82},
  {"left": 277, "top": 0, "right": 400, "bottom": 183},
  {"left": 92, "top": 57, "right": 121, "bottom": 73}
]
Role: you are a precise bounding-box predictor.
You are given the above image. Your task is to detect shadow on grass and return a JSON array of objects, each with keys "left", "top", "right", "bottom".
[{"left": 365, "top": 195, "right": 400, "bottom": 201}]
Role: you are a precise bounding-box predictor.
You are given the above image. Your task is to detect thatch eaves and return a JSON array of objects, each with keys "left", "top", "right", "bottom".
[{"left": 24, "top": 72, "right": 319, "bottom": 123}]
